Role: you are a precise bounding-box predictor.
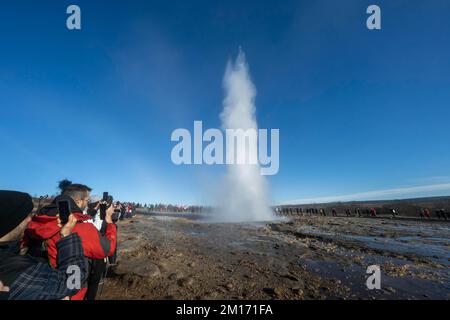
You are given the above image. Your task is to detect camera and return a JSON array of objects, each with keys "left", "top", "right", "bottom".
[{"left": 99, "top": 192, "right": 113, "bottom": 220}]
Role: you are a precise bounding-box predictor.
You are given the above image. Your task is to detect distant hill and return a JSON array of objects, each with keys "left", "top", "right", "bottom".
[{"left": 280, "top": 196, "right": 450, "bottom": 217}]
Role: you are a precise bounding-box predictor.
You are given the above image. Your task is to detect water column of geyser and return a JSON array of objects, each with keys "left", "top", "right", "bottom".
[{"left": 216, "top": 50, "right": 275, "bottom": 222}]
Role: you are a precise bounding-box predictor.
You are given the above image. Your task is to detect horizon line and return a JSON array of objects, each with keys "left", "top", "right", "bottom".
[{"left": 280, "top": 183, "right": 450, "bottom": 205}]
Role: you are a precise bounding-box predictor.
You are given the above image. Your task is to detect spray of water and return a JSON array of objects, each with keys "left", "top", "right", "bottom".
[{"left": 215, "top": 49, "right": 275, "bottom": 222}]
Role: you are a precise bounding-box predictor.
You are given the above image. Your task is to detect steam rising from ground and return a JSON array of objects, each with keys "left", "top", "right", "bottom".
[{"left": 215, "top": 50, "right": 275, "bottom": 222}]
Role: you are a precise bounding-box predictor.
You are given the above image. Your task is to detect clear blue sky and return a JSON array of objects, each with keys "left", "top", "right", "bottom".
[{"left": 1, "top": 0, "right": 450, "bottom": 204}]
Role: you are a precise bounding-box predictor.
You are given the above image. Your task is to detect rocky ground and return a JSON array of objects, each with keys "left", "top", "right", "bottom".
[{"left": 99, "top": 213, "right": 449, "bottom": 300}]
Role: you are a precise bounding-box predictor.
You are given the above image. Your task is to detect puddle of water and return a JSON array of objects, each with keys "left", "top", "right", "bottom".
[
  {"left": 150, "top": 216, "right": 179, "bottom": 221},
  {"left": 201, "top": 218, "right": 285, "bottom": 225},
  {"left": 295, "top": 225, "right": 450, "bottom": 266},
  {"left": 346, "top": 235, "right": 450, "bottom": 265},
  {"left": 188, "top": 231, "right": 207, "bottom": 237}
]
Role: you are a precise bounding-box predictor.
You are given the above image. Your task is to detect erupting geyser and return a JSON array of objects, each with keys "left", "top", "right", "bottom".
[{"left": 216, "top": 49, "right": 275, "bottom": 222}]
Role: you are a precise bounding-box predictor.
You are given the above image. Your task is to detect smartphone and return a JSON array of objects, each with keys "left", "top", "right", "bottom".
[
  {"left": 100, "top": 191, "right": 109, "bottom": 220},
  {"left": 57, "top": 200, "right": 71, "bottom": 225}
]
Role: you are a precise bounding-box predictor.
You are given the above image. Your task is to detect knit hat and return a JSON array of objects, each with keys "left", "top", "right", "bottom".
[{"left": 0, "top": 191, "right": 33, "bottom": 238}]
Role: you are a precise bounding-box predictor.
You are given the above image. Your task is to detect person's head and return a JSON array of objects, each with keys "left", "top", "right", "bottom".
[
  {"left": 0, "top": 191, "right": 34, "bottom": 242},
  {"left": 58, "top": 180, "right": 92, "bottom": 210}
]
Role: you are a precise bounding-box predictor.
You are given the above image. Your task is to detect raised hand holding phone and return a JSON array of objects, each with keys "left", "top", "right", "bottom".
[
  {"left": 99, "top": 192, "right": 109, "bottom": 220},
  {"left": 58, "top": 214, "right": 78, "bottom": 238}
]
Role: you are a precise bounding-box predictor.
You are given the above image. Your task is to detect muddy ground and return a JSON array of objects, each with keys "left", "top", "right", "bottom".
[{"left": 99, "top": 213, "right": 449, "bottom": 300}]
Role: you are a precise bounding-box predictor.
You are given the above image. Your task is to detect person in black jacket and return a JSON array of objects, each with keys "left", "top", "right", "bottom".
[{"left": 0, "top": 190, "right": 87, "bottom": 300}]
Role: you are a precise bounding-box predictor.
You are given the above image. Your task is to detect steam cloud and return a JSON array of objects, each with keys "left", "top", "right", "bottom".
[{"left": 216, "top": 50, "right": 275, "bottom": 222}]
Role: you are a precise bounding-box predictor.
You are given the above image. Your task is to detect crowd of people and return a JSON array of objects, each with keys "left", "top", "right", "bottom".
[
  {"left": 275, "top": 206, "right": 450, "bottom": 220},
  {"left": 0, "top": 180, "right": 136, "bottom": 300},
  {"left": 142, "top": 203, "right": 212, "bottom": 214}
]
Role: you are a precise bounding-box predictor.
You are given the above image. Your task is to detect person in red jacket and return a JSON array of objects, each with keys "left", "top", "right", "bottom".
[{"left": 23, "top": 181, "right": 117, "bottom": 300}]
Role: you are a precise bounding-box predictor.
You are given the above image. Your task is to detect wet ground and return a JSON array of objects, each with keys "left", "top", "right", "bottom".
[{"left": 99, "top": 213, "right": 449, "bottom": 300}]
